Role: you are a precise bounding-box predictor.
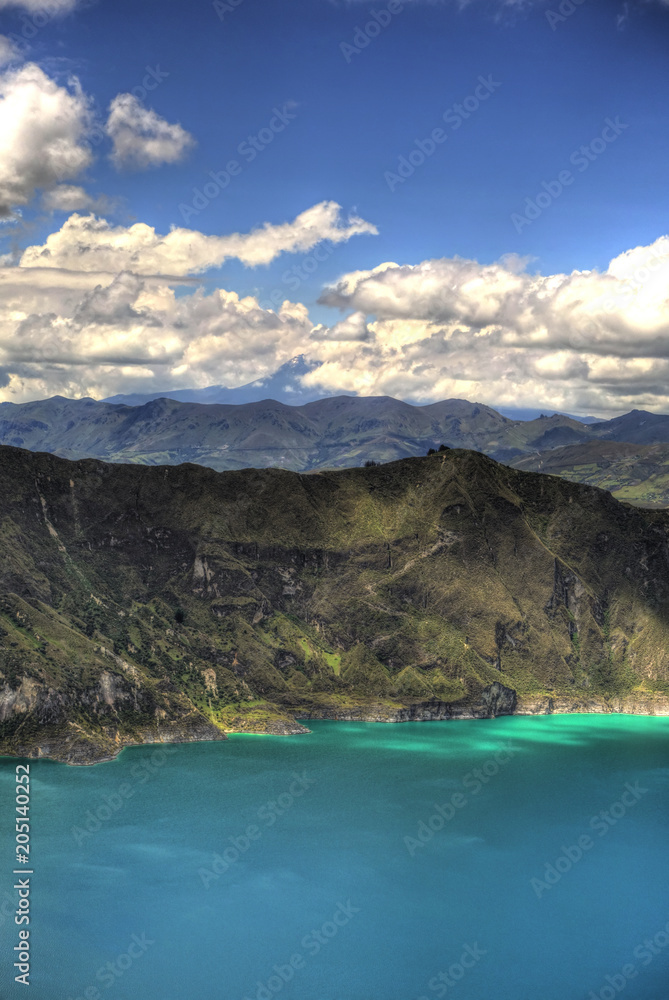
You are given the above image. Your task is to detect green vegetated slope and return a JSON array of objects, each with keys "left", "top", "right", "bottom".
[
  {"left": 512, "top": 441, "right": 669, "bottom": 508},
  {"left": 1, "top": 445, "right": 669, "bottom": 762}
]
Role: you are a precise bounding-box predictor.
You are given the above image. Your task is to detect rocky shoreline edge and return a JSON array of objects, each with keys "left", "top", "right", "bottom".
[{"left": 1, "top": 682, "right": 668, "bottom": 766}]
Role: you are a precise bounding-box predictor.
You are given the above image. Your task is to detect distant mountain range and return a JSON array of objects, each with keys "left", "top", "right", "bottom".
[
  {"left": 0, "top": 393, "right": 601, "bottom": 470},
  {"left": 493, "top": 407, "right": 598, "bottom": 423},
  {"left": 0, "top": 388, "right": 668, "bottom": 473}
]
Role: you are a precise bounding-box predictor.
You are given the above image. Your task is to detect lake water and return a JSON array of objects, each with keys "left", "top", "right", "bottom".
[{"left": 1, "top": 715, "right": 668, "bottom": 1000}]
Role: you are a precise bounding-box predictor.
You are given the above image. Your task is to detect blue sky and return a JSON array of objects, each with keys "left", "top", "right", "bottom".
[
  {"left": 0, "top": 0, "right": 668, "bottom": 414},
  {"left": 13, "top": 0, "right": 669, "bottom": 280}
]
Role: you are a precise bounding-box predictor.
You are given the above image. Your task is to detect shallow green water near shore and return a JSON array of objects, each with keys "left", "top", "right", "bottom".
[{"left": 1, "top": 714, "right": 668, "bottom": 999}]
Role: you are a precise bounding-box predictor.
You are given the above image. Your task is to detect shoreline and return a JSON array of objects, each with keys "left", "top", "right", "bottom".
[{"left": 2, "top": 684, "right": 668, "bottom": 765}]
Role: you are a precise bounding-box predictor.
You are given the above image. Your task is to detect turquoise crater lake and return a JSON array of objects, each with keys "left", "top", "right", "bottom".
[{"left": 1, "top": 715, "right": 668, "bottom": 1000}]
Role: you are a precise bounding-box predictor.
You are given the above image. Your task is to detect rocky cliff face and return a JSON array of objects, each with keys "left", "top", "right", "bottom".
[
  {"left": 516, "top": 691, "right": 669, "bottom": 716},
  {"left": 295, "top": 682, "right": 519, "bottom": 723},
  {"left": 1, "top": 445, "right": 669, "bottom": 763}
]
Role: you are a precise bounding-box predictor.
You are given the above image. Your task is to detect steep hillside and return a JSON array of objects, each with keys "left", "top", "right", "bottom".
[{"left": 1, "top": 446, "right": 669, "bottom": 763}]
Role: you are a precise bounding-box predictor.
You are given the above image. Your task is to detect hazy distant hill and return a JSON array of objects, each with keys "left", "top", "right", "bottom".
[
  {"left": 588, "top": 409, "right": 669, "bottom": 445},
  {"left": 487, "top": 406, "right": 598, "bottom": 423},
  {"left": 103, "top": 356, "right": 325, "bottom": 407},
  {"left": 507, "top": 411, "right": 669, "bottom": 508}
]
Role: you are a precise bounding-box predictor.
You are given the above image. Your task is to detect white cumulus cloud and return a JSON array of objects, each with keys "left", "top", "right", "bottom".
[
  {"left": 0, "top": 269, "right": 311, "bottom": 400},
  {"left": 106, "top": 93, "right": 195, "bottom": 171},
  {"left": 311, "top": 310, "right": 370, "bottom": 341},
  {"left": 302, "top": 236, "right": 669, "bottom": 415},
  {"left": 3, "top": 234, "right": 669, "bottom": 416},
  {"left": 19, "top": 201, "right": 379, "bottom": 275},
  {"left": 318, "top": 242, "right": 669, "bottom": 359},
  {"left": 0, "top": 62, "right": 93, "bottom": 217}
]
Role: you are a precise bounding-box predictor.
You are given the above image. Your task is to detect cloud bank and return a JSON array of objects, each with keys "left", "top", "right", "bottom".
[
  {"left": 2, "top": 229, "right": 669, "bottom": 416},
  {"left": 306, "top": 239, "right": 669, "bottom": 414},
  {"left": 0, "top": 47, "right": 665, "bottom": 418}
]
